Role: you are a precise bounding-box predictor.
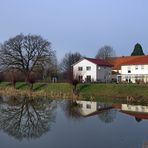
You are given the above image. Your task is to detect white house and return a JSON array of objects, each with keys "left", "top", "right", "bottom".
[
  {"left": 73, "top": 57, "right": 112, "bottom": 82},
  {"left": 118, "top": 56, "right": 148, "bottom": 83}
]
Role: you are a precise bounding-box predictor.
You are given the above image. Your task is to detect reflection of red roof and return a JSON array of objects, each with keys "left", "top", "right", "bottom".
[
  {"left": 112, "top": 104, "right": 122, "bottom": 109},
  {"left": 121, "top": 111, "right": 148, "bottom": 120},
  {"left": 84, "top": 57, "right": 113, "bottom": 67},
  {"left": 112, "top": 103, "right": 148, "bottom": 120},
  {"left": 109, "top": 55, "right": 148, "bottom": 70}
]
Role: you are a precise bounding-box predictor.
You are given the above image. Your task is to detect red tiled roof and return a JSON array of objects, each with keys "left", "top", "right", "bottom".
[
  {"left": 109, "top": 55, "right": 148, "bottom": 70},
  {"left": 122, "top": 56, "right": 148, "bottom": 65},
  {"left": 121, "top": 111, "right": 148, "bottom": 120},
  {"left": 113, "top": 103, "right": 148, "bottom": 120},
  {"left": 84, "top": 57, "right": 113, "bottom": 67}
]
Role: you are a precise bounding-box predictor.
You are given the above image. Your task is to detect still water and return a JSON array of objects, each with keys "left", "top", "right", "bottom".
[{"left": 0, "top": 95, "right": 148, "bottom": 148}]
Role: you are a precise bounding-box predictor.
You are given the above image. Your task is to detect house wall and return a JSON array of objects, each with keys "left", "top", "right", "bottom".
[
  {"left": 121, "top": 64, "right": 148, "bottom": 83},
  {"left": 112, "top": 69, "right": 121, "bottom": 74},
  {"left": 76, "top": 101, "right": 97, "bottom": 116},
  {"left": 97, "top": 66, "right": 112, "bottom": 82},
  {"left": 121, "top": 104, "right": 148, "bottom": 113},
  {"left": 73, "top": 59, "right": 112, "bottom": 82},
  {"left": 73, "top": 59, "right": 97, "bottom": 81}
]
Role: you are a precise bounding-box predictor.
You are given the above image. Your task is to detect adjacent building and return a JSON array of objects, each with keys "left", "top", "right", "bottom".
[{"left": 117, "top": 56, "right": 148, "bottom": 83}]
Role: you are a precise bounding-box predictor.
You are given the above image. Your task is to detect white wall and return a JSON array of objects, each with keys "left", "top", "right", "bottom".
[
  {"left": 73, "top": 59, "right": 97, "bottom": 81},
  {"left": 121, "top": 64, "right": 148, "bottom": 75},
  {"left": 76, "top": 101, "right": 97, "bottom": 116},
  {"left": 121, "top": 64, "right": 148, "bottom": 83}
]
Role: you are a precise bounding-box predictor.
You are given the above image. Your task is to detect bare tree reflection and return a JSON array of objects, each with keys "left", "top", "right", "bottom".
[
  {"left": 62, "top": 100, "right": 82, "bottom": 120},
  {"left": 98, "top": 109, "right": 117, "bottom": 123},
  {"left": 0, "top": 96, "right": 56, "bottom": 140}
]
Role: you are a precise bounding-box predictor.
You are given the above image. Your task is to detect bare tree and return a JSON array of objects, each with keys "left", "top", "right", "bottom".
[
  {"left": 98, "top": 109, "right": 117, "bottom": 123},
  {"left": 95, "top": 45, "right": 115, "bottom": 61},
  {"left": 60, "top": 52, "right": 82, "bottom": 82},
  {"left": 0, "top": 72, "right": 4, "bottom": 82},
  {"left": 0, "top": 34, "right": 55, "bottom": 82},
  {"left": 42, "top": 53, "right": 58, "bottom": 82},
  {"left": 4, "top": 69, "right": 23, "bottom": 88}
]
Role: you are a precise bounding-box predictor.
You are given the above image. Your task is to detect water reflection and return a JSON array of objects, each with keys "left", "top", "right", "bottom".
[
  {"left": 113, "top": 103, "right": 148, "bottom": 122},
  {"left": 62, "top": 100, "right": 116, "bottom": 123},
  {"left": 142, "top": 140, "right": 148, "bottom": 148},
  {"left": 0, "top": 95, "right": 56, "bottom": 140},
  {"left": 62, "top": 100, "right": 82, "bottom": 120},
  {"left": 1, "top": 95, "right": 148, "bottom": 148},
  {"left": 98, "top": 109, "right": 117, "bottom": 123},
  {"left": 63, "top": 99, "right": 148, "bottom": 123}
]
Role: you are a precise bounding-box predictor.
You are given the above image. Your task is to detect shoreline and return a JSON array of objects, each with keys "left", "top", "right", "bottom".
[{"left": 0, "top": 82, "right": 148, "bottom": 103}]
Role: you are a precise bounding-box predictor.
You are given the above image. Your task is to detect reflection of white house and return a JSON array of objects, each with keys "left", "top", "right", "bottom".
[
  {"left": 76, "top": 100, "right": 112, "bottom": 117},
  {"left": 73, "top": 57, "right": 112, "bottom": 82},
  {"left": 117, "top": 56, "right": 148, "bottom": 83},
  {"left": 121, "top": 104, "right": 148, "bottom": 113},
  {"left": 76, "top": 101, "right": 97, "bottom": 116}
]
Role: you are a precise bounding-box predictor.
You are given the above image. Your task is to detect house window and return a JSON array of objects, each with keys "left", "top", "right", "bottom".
[
  {"left": 78, "top": 67, "right": 83, "bottom": 71},
  {"left": 135, "top": 65, "right": 138, "bottom": 70},
  {"left": 86, "top": 104, "right": 91, "bottom": 109},
  {"left": 86, "top": 66, "right": 91, "bottom": 71},
  {"left": 141, "top": 65, "right": 144, "bottom": 69},
  {"left": 86, "top": 75, "right": 91, "bottom": 82},
  {"left": 128, "top": 66, "right": 131, "bottom": 70},
  {"left": 128, "top": 70, "right": 131, "bottom": 73}
]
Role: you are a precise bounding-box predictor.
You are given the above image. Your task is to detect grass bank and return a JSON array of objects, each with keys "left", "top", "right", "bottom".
[{"left": 0, "top": 82, "right": 148, "bottom": 102}]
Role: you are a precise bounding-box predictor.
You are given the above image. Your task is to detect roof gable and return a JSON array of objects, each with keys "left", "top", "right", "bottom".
[{"left": 73, "top": 57, "right": 113, "bottom": 67}]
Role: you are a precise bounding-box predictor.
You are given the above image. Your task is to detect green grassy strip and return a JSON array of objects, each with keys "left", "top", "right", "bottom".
[
  {"left": 78, "top": 83, "right": 148, "bottom": 97},
  {"left": 0, "top": 82, "right": 148, "bottom": 100}
]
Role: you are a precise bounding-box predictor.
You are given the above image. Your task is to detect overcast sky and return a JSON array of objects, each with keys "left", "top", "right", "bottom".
[{"left": 0, "top": 0, "right": 148, "bottom": 61}]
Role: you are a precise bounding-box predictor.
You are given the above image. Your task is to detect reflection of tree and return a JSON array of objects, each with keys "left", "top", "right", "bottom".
[
  {"left": 62, "top": 100, "right": 82, "bottom": 120},
  {"left": 98, "top": 109, "right": 117, "bottom": 123},
  {"left": 0, "top": 96, "right": 56, "bottom": 140}
]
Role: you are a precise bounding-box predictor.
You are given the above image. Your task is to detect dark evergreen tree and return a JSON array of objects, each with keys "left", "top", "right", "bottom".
[{"left": 131, "top": 43, "right": 145, "bottom": 56}]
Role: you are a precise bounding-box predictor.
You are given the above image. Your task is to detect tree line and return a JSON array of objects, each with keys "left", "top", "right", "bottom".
[
  {"left": 0, "top": 34, "right": 82, "bottom": 88},
  {"left": 0, "top": 33, "right": 145, "bottom": 88}
]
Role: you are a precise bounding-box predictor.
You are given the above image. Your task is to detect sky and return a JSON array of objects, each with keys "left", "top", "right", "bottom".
[{"left": 0, "top": 0, "right": 148, "bottom": 61}]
